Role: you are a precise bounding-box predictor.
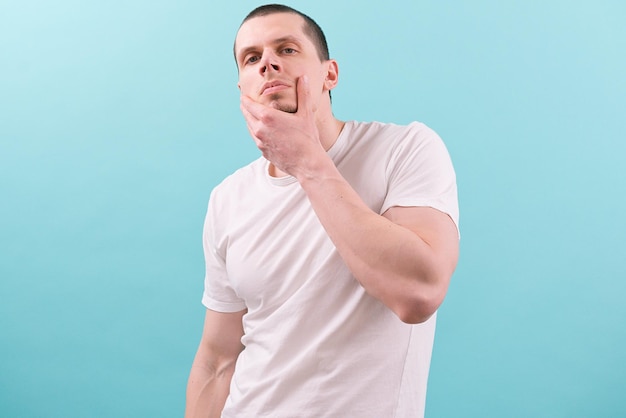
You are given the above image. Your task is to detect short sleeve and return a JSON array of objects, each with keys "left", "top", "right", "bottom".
[
  {"left": 201, "top": 188, "right": 247, "bottom": 312},
  {"left": 381, "top": 123, "right": 459, "bottom": 233}
]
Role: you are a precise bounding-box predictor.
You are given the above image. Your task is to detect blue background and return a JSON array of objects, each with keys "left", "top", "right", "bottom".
[{"left": 1, "top": 1, "right": 625, "bottom": 416}]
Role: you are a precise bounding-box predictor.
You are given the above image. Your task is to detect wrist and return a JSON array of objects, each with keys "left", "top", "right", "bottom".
[{"left": 294, "top": 152, "right": 337, "bottom": 184}]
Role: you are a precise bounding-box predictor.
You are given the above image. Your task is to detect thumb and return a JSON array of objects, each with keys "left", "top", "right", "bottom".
[{"left": 297, "top": 75, "right": 316, "bottom": 114}]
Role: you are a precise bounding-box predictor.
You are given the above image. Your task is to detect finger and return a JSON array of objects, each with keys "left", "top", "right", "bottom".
[
  {"left": 243, "top": 119, "right": 264, "bottom": 149},
  {"left": 241, "top": 94, "right": 281, "bottom": 122},
  {"left": 296, "top": 75, "right": 315, "bottom": 115},
  {"left": 240, "top": 96, "right": 269, "bottom": 138},
  {"left": 240, "top": 96, "right": 258, "bottom": 124},
  {"left": 240, "top": 95, "right": 263, "bottom": 121},
  {"left": 239, "top": 99, "right": 264, "bottom": 145}
]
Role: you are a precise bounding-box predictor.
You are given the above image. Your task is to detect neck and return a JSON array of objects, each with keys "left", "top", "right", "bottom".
[{"left": 318, "top": 114, "right": 345, "bottom": 152}]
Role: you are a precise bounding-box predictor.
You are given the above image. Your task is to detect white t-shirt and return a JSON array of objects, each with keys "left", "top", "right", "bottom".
[{"left": 202, "top": 120, "right": 459, "bottom": 417}]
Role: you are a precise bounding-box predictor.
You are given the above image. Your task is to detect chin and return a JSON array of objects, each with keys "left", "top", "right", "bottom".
[
  {"left": 271, "top": 102, "right": 297, "bottom": 113},
  {"left": 262, "top": 92, "right": 295, "bottom": 113}
]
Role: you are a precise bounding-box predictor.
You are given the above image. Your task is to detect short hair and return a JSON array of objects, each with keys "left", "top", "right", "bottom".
[{"left": 234, "top": 4, "right": 330, "bottom": 63}]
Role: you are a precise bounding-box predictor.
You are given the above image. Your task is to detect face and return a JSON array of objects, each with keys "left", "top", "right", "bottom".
[{"left": 235, "top": 12, "right": 335, "bottom": 113}]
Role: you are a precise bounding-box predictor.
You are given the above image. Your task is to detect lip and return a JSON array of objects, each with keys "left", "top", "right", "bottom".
[{"left": 260, "top": 80, "right": 290, "bottom": 96}]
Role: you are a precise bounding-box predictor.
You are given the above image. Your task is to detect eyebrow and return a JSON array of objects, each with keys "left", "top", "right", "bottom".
[{"left": 236, "top": 35, "right": 303, "bottom": 64}]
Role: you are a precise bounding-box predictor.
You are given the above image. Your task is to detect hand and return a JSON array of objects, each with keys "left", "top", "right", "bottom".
[{"left": 240, "top": 76, "right": 327, "bottom": 178}]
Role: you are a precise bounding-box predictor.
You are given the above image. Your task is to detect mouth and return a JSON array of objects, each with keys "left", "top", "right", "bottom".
[{"left": 260, "top": 81, "right": 290, "bottom": 96}]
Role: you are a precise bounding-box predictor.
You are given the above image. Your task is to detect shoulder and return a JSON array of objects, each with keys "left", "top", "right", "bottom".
[
  {"left": 213, "top": 157, "right": 265, "bottom": 192},
  {"left": 207, "top": 157, "right": 266, "bottom": 209},
  {"left": 344, "top": 120, "right": 445, "bottom": 158},
  {"left": 348, "top": 120, "right": 440, "bottom": 142}
]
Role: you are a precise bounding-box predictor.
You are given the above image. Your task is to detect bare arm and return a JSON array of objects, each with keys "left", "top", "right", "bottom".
[
  {"left": 241, "top": 76, "right": 458, "bottom": 324},
  {"left": 298, "top": 170, "right": 459, "bottom": 324},
  {"left": 185, "top": 308, "right": 246, "bottom": 418}
]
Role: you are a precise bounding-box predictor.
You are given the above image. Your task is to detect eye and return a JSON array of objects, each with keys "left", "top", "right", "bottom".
[
  {"left": 282, "top": 47, "right": 296, "bottom": 54},
  {"left": 245, "top": 55, "right": 261, "bottom": 65}
]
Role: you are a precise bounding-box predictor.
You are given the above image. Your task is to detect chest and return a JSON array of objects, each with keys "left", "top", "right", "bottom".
[
  {"left": 220, "top": 186, "right": 335, "bottom": 311},
  {"left": 217, "top": 154, "right": 389, "bottom": 312}
]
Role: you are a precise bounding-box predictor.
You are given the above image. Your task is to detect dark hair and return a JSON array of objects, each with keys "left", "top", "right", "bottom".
[{"left": 234, "top": 4, "right": 330, "bottom": 63}]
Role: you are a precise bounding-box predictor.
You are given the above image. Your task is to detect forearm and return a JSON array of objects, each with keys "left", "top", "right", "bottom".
[
  {"left": 240, "top": 76, "right": 457, "bottom": 322},
  {"left": 297, "top": 159, "right": 453, "bottom": 323},
  {"left": 185, "top": 359, "right": 235, "bottom": 418}
]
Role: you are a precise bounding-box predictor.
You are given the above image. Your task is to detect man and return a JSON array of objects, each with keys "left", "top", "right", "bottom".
[{"left": 185, "top": 4, "right": 459, "bottom": 417}]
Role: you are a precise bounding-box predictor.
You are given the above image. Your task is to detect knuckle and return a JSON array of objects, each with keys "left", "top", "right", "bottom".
[
  {"left": 252, "top": 127, "right": 264, "bottom": 138},
  {"left": 259, "top": 112, "right": 272, "bottom": 124}
]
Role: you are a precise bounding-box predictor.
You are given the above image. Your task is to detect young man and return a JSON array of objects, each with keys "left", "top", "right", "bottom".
[{"left": 185, "top": 4, "right": 459, "bottom": 417}]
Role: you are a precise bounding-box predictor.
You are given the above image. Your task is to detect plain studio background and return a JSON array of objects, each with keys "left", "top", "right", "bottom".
[{"left": 1, "top": 0, "right": 624, "bottom": 416}]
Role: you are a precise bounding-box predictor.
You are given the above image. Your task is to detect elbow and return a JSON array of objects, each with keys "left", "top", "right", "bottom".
[
  {"left": 395, "top": 300, "right": 440, "bottom": 324},
  {"left": 393, "top": 278, "right": 449, "bottom": 325}
]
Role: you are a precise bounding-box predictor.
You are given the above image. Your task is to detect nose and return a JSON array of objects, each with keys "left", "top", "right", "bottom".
[{"left": 259, "top": 51, "right": 281, "bottom": 75}]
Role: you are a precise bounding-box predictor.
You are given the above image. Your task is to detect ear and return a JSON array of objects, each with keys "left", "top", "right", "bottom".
[{"left": 323, "top": 59, "right": 339, "bottom": 91}]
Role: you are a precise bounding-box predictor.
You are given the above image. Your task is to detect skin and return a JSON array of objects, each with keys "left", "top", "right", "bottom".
[
  {"left": 185, "top": 11, "right": 459, "bottom": 417},
  {"left": 235, "top": 12, "right": 343, "bottom": 177},
  {"left": 185, "top": 309, "right": 245, "bottom": 418}
]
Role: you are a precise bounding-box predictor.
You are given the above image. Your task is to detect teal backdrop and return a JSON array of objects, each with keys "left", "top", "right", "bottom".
[{"left": 1, "top": 0, "right": 625, "bottom": 416}]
